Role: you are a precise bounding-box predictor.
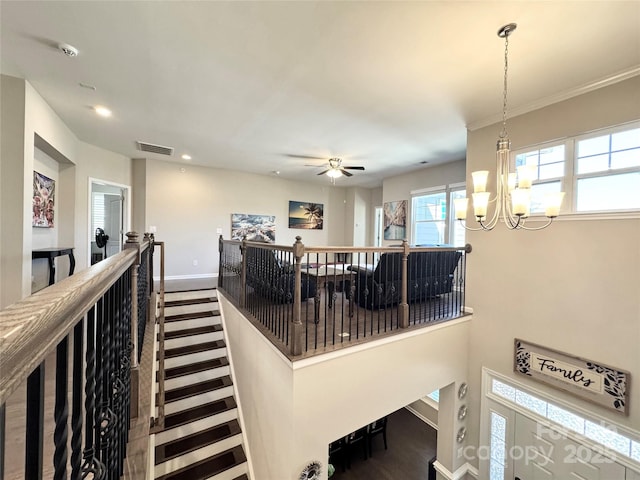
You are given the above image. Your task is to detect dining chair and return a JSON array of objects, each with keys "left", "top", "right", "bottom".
[{"left": 367, "top": 416, "right": 388, "bottom": 456}]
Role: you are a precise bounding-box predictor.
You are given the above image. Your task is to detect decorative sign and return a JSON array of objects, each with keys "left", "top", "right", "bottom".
[{"left": 514, "top": 339, "right": 629, "bottom": 415}]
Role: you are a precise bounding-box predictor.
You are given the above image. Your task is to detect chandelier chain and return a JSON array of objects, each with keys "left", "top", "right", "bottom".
[{"left": 500, "top": 33, "right": 510, "bottom": 139}]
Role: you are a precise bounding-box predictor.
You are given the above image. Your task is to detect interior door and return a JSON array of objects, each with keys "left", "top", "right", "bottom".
[
  {"left": 513, "top": 413, "right": 625, "bottom": 480},
  {"left": 106, "top": 194, "right": 123, "bottom": 257}
]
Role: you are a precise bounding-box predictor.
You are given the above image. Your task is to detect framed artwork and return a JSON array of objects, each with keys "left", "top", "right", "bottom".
[
  {"left": 515, "top": 338, "right": 629, "bottom": 415},
  {"left": 288, "top": 201, "right": 324, "bottom": 230},
  {"left": 231, "top": 213, "right": 276, "bottom": 243},
  {"left": 33, "top": 171, "right": 55, "bottom": 228},
  {"left": 383, "top": 200, "right": 407, "bottom": 240}
]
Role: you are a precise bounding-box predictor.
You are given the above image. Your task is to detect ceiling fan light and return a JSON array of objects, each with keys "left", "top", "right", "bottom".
[{"left": 326, "top": 169, "right": 342, "bottom": 178}]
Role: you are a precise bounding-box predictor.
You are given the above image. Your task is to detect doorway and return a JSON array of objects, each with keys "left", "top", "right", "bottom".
[{"left": 89, "top": 178, "right": 131, "bottom": 265}]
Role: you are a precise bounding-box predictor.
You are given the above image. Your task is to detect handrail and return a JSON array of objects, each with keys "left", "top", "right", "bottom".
[
  {"left": 219, "top": 235, "right": 470, "bottom": 358},
  {"left": 0, "top": 241, "right": 148, "bottom": 406}
]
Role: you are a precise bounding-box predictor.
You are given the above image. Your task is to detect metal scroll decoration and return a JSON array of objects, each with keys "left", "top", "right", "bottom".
[
  {"left": 299, "top": 461, "right": 322, "bottom": 480},
  {"left": 514, "top": 339, "right": 629, "bottom": 415}
]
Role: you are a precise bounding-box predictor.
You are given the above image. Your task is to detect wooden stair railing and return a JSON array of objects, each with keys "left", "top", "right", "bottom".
[{"left": 0, "top": 233, "right": 154, "bottom": 480}]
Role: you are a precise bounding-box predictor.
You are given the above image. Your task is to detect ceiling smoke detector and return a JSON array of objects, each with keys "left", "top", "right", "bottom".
[{"left": 58, "top": 43, "right": 79, "bottom": 57}]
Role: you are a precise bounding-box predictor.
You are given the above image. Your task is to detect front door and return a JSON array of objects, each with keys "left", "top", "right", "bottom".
[{"left": 513, "top": 413, "right": 624, "bottom": 480}]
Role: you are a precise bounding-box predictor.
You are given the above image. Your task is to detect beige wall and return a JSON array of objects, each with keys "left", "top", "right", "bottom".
[
  {"left": 0, "top": 75, "right": 133, "bottom": 306},
  {"left": 464, "top": 76, "right": 640, "bottom": 472},
  {"left": 143, "top": 159, "right": 350, "bottom": 278},
  {"left": 220, "top": 292, "right": 471, "bottom": 480}
]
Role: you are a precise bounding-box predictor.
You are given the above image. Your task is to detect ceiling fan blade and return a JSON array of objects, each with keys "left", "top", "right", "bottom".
[
  {"left": 343, "top": 166, "right": 365, "bottom": 170},
  {"left": 284, "top": 154, "right": 328, "bottom": 160},
  {"left": 340, "top": 169, "right": 353, "bottom": 177},
  {"left": 317, "top": 169, "right": 330, "bottom": 176}
]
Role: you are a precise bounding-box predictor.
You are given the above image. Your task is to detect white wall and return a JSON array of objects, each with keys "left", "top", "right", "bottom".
[
  {"left": 464, "top": 76, "right": 640, "bottom": 471},
  {"left": 220, "top": 292, "right": 471, "bottom": 479},
  {"left": 143, "top": 159, "right": 350, "bottom": 278}
]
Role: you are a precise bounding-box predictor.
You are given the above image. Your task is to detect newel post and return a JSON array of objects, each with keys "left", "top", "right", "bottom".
[
  {"left": 218, "top": 235, "right": 224, "bottom": 290},
  {"left": 290, "top": 236, "right": 305, "bottom": 356},
  {"left": 124, "top": 231, "right": 141, "bottom": 418},
  {"left": 399, "top": 239, "right": 410, "bottom": 328}
]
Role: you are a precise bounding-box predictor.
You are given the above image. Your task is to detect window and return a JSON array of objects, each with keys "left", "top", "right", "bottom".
[
  {"left": 489, "top": 412, "right": 507, "bottom": 480},
  {"left": 92, "top": 192, "right": 105, "bottom": 231},
  {"left": 426, "top": 390, "right": 440, "bottom": 403},
  {"left": 411, "top": 183, "right": 466, "bottom": 246},
  {"left": 512, "top": 122, "right": 640, "bottom": 215},
  {"left": 490, "top": 378, "right": 640, "bottom": 463}
]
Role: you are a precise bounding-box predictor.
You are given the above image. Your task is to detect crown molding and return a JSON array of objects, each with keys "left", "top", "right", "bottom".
[{"left": 467, "top": 66, "right": 640, "bottom": 132}]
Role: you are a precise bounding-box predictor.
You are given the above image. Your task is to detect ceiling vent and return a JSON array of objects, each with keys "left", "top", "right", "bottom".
[{"left": 136, "top": 141, "right": 174, "bottom": 156}]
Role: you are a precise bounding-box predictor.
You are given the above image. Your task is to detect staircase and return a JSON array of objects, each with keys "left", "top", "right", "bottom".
[{"left": 152, "top": 288, "right": 249, "bottom": 480}]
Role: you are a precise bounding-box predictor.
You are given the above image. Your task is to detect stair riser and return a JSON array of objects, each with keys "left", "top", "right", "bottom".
[
  {"left": 162, "top": 366, "right": 231, "bottom": 391},
  {"left": 163, "top": 386, "right": 235, "bottom": 415},
  {"left": 154, "top": 434, "right": 243, "bottom": 477},
  {"left": 165, "top": 331, "right": 224, "bottom": 349},
  {"left": 154, "top": 408, "right": 238, "bottom": 445},
  {"left": 162, "top": 349, "right": 227, "bottom": 369},
  {"left": 164, "top": 317, "right": 221, "bottom": 331}
]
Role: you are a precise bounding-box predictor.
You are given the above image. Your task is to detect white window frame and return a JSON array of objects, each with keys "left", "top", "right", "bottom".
[
  {"left": 410, "top": 182, "right": 466, "bottom": 246},
  {"left": 511, "top": 120, "right": 640, "bottom": 219},
  {"left": 480, "top": 368, "right": 640, "bottom": 479}
]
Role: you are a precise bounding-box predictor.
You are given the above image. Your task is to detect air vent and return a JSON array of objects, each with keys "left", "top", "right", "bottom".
[{"left": 136, "top": 141, "right": 174, "bottom": 156}]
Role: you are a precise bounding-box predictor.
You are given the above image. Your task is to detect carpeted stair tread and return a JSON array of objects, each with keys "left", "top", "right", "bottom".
[
  {"left": 164, "top": 311, "right": 220, "bottom": 322},
  {"left": 154, "top": 445, "right": 246, "bottom": 480},
  {"left": 161, "top": 324, "right": 222, "bottom": 340},
  {"left": 158, "top": 376, "right": 233, "bottom": 403},
  {"left": 163, "top": 340, "right": 226, "bottom": 359},
  {"left": 155, "top": 419, "right": 241, "bottom": 464},
  {"left": 163, "top": 396, "right": 237, "bottom": 430},
  {"left": 158, "top": 357, "right": 229, "bottom": 381},
  {"left": 164, "top": 297, "right": 218, "bottom": 307}
]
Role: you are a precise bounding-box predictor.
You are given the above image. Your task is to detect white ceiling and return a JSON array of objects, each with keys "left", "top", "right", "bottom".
[{"left": 2, "top": 1, "right": 639, "bottom": 188}]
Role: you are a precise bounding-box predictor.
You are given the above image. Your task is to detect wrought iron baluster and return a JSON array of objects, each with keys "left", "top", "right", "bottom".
[
  {"left": 26, "top": 362, "right": 45, "bottom": 480},
  {"left": 71, "top": 319, "right": 84, "bottom": 478},
  {"left": 82, "top": 305, "right": 105, "bottom": 479},
  {"left": 53, "top": 336, "right": 69, "bottom": 480}
]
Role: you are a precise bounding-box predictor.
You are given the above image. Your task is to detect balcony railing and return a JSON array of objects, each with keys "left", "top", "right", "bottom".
[
  {"left": 0, "top": 232, "right": 156, "bottom": 480},
  {"left": 218, "top": 236, "right": 470, "bottom": 358}
]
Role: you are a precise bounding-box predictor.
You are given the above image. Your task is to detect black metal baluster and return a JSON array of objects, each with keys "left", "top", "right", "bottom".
[
  {"left": 26, "top": 362, "right": 45, "bottom": 480},
  {"left": 71, "top": 319, "right": 84, "bottom": 479},
  {"left": 82, "top": 305, "right": 105, "bottom": 479},
  {"left": 105, "top": 285, "right": 117, "bottom": 480},
  {"left": 53, "top": 337, "right": 69, "bottom": 480}
]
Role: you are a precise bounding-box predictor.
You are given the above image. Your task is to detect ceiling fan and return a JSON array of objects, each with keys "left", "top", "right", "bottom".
[{"left": 313, "top": 158, "right": 365, "bottom": 178}]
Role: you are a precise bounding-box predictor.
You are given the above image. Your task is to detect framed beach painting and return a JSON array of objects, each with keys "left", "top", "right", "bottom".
[
  {"left": 33, "top": 171, "right": 55, "bottom": 228},
  {"left": 231, "top": 213, "right": 276, "bottom": 243},
  {"left": 288, "top": 201, "right": 324, "bottom": 230},
  {"left": 383, "top": 200, "right": 407, "bottom": 240}
]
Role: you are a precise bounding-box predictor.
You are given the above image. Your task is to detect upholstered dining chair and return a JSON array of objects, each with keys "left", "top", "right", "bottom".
[{"left": 367, "top": 416, "right": 388, "bottom": 456}]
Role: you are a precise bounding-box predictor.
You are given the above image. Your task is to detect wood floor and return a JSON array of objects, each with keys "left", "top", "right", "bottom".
[{"left": 330, "top": 407, "right": 437, "bottom": 480}]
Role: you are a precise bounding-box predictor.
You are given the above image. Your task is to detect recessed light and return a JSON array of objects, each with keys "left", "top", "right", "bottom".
[
  {"left": 94, "top": 106, "right": 112, "bottom": 117},
  {"left": 181, "top": 154, "right": 192, "bottom": 160},
  {"left": 58, "top": 43, "right": 79, "bottom": 57}
]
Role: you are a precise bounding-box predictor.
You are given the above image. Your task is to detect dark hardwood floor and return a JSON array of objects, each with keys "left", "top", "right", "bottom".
[{"left": 330, "top": 407, "right": 437, "bottom": 480}]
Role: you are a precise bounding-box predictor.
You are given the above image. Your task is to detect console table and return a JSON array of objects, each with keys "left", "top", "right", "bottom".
[{"left": 32, "top": 247, "right": 76, "bottom": 286}]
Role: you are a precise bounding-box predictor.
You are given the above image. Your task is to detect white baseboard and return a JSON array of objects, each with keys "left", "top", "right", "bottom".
[
  {"left": 433, "top": 460, "right": 478, "bottom": 480},
  {"left": 156, "top": 273, "right": 218, "bottom": 281},
  {"left": 405, "top": 405, "right": 438, "bottom": 431}
]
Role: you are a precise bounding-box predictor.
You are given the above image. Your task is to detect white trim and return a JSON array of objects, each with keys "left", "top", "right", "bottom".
[
  {"left": 449, "top": 181, "right": 467, "bottom": 190},
  {"left": 433, "top": 460, "right": 477, "bottom": 480},
  {"left": 159, "top": 273, "right": 218, "bottom": 281},
  {"left": 411, "top": 184, "right": 446, "bottom": 195},
  {"left": 292, "top": 315, "right": 472, "bottom": 370},
  {"left": 422, "top": 394, "right": 440, "bottom": 411},
  {"left": 483, "top": 368, "right": 640, "bottom": 473},
  {"left": 467, "top": 67, "right": 640, "bottom": 131},
  {"left": 405, "top": 404, "right": 438, "bottom": 431}
]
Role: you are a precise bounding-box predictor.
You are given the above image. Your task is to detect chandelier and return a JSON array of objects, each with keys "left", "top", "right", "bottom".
[{"left": 455, "top": 23, "right": 565, "bottom": 231}]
